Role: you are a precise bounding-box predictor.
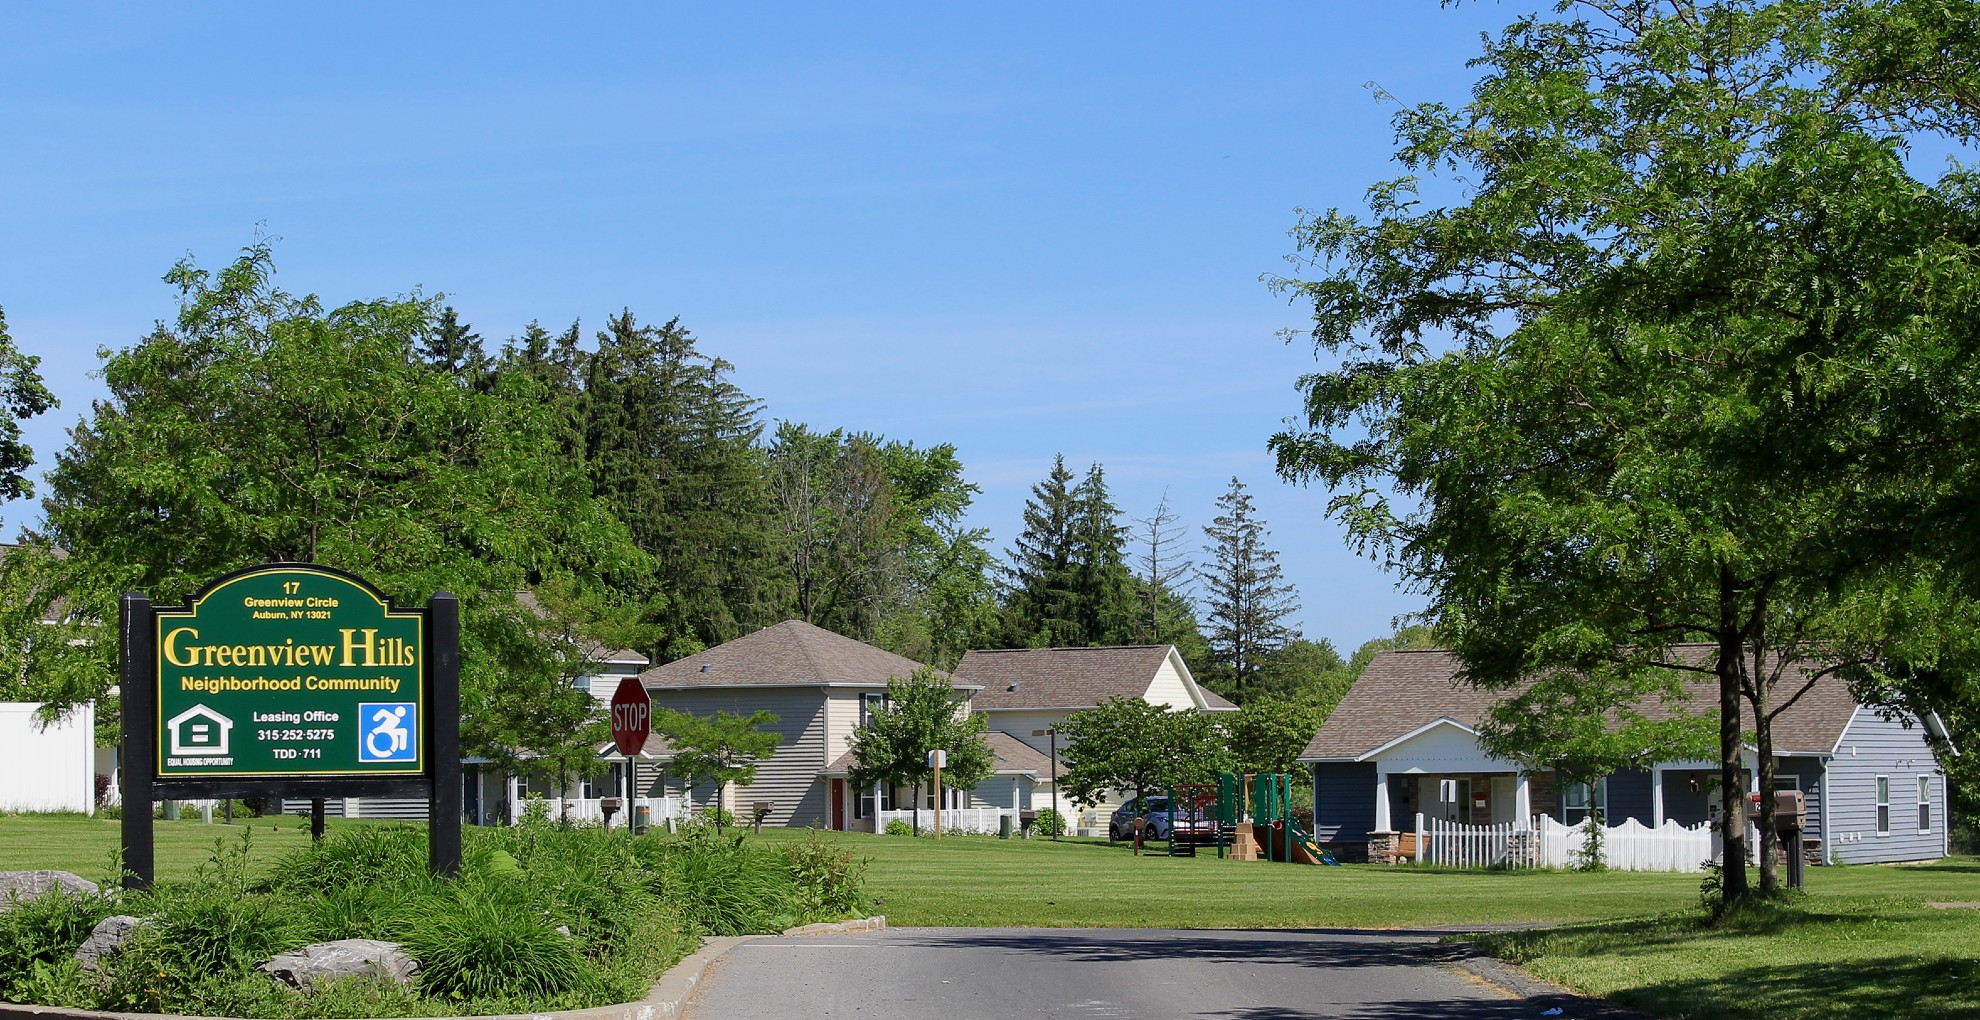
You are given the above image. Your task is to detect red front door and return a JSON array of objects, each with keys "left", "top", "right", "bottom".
[{"left": 830, "top": 779, "right": 845, "bottom": 829}]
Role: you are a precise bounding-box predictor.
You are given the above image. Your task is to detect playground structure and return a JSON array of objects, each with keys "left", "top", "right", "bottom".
[{"left": 1133, "top": 771, "right": 1338, "bottom": 864}]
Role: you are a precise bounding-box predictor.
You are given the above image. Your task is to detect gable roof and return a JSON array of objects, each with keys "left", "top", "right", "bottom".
[
  {"left": 1302, "top": 646, "right": 1862, "bottom": 762},
  {"left": 640, "top": 619, "right": 937, "bottom": 689},
  {"left": 954, "top": 645, "right": 1223, "bottom": 711}
]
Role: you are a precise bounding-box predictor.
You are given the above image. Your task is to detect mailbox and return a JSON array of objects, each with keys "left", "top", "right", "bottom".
[
  {"left": 1774, "top": 790, "right": 1806, "bottom": 831},
  {"left": 599, "top": 797, "right": 624, "bottom": 812},
  {"left": 1742, "top": 790, "right": 1806, "bottom": 831}
]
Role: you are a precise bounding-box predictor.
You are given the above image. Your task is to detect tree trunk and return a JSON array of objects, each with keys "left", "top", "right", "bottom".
[
  {"left": 1717, "top": 574, "right": 1749, "bottom": 905},
  {"left": 1753, "top": 663, "right": 1780, "bottom": 896}
]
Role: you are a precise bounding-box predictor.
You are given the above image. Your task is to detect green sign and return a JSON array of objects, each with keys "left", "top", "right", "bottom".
[{"left": 154, "top": 566, "right": 425, "bottom": 778}]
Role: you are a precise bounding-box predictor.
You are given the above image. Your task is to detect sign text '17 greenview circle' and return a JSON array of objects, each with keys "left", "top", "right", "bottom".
[{"left": 154, "top": 566, "right": 425, "bottom": 778}]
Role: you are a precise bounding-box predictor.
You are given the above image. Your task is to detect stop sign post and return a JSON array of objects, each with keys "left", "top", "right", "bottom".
[{"left": 609, "top": 677, "right": 651, "bottom": 831}]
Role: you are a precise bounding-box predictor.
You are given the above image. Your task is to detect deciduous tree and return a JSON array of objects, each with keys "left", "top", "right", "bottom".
[
  {"left": 846, "top": 666, "right": 993, "bottom": 832},
  {"left": 0, "top": 305, "right": 56, "bottom": 508},
  {"left": 1267, "top": 0, "right": 1980, "bottom": 903},
  {"left": 1056, "top": 696, "right": 1229, "bottom": 810},
  {"left": 654, "top": 708, "right": 782, "bottom": 832}
]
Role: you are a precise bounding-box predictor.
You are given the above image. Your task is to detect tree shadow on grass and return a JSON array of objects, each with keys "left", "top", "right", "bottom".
[
  {"left": 1602, "top": 954, "right": 1979, "bottom": 1020},
  {"left": 1200, "top": 995, "right": 1634, "bottom": 1020}
]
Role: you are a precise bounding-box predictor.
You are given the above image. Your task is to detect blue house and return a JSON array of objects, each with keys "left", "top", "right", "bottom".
[{"left": 1301, "top": 648, "right": 1952, "bottom": 865}]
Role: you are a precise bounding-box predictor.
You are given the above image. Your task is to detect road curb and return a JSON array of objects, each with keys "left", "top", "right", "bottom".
[
  {"left": 0, "top": 925, "right": 869, "bottom": 1020},
  {"left": 779, "top": 915, "right": 887, "bottom": 937},
  {"left": 1435, "top": 944, "right": 1659, "bottom": 1019}
]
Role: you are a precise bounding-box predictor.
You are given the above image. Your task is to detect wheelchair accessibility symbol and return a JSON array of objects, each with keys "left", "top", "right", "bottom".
[{"left": 358, "top": 703, "right": 417, "bottom": 762}]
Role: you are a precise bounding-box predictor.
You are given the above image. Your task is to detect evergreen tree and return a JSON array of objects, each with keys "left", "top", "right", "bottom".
[
  {"left": 421, "top": 306, "right": 492, "bottom": 388},
  {"left": 1199, "top": 476, "right": 1300, "bottom": 702},
  {"left": 583, "top": 311, "right": 783, "bottom": 661},
  {"left": 1069, "top": 462, "right": 1140, "bottom": 646},
  {"left": 1001, "top": 455, "right": 1082, "bottom": 647}
]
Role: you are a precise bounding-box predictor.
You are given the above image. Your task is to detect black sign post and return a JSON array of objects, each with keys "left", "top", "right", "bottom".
[{"left": 119, "top": 564, "right": 461, "bottom": 888}]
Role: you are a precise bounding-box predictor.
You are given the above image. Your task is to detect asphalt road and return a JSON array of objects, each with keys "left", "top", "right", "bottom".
[{"left": 682, "top": 927, "right": 1603, "bottom": 1020}]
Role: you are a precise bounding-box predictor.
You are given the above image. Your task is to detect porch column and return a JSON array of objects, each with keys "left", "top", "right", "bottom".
[
  {"left": 1651, "top": 764, "right": 1666, "bottom": 826},
  {"left": 1514, "top": 773, "right": 1532, "bottom": 828},
  {"left": 1373, "top": 770, "right": 1391, "bottom": 832}
]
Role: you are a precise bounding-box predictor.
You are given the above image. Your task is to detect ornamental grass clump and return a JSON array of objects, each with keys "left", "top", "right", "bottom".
[
  {"left": 636, "top": 826, "right": 797, "bottom": 936},
  {"left": 393, "top": 878, "right": 583, "bottom": 1002}
]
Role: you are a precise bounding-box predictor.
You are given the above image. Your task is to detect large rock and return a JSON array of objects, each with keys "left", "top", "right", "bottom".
[
  {"left": 0, "top": 870, "right": 99, "bottom": 913},
  {"left": 259, "top": 939, "right": 420, "bottom": 991},
  {"left": 74, "top": 915, "right": 148, "bottom": 970}
]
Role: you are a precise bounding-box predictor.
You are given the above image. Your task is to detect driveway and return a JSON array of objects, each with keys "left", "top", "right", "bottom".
[{"left": 683, "top": 926, "right": 1612, "bottom": 1019}]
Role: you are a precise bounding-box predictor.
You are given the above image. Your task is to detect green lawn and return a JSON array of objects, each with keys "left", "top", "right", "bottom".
[
  {"left": 1465, "top": 878, "right": 1980, "bottom": 1020},
  {"left": 7, "top": 814, "right": 1974, "bottom": 1020},
  {"left": 0, "top": 812, "right": 379, "bottom": 884}
]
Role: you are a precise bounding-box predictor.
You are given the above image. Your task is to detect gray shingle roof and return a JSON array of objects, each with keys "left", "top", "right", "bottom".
[
  {"left": 953, "top": 646, "right": 1183, "bottom": 710},
  {"left": 640, "top": 619, "right": 936, "bottom": 689},
  {"left": 823, "top": 731, "right": 1064, "bottom": 776},
  {"left": 1301, "top": 646, "right": 1862, "bottom": 761}
]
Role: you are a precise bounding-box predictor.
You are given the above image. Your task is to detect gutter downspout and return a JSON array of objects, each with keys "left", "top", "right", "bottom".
[{"left": 1820, "top": 756, "right": 1831, "bottom": 866}]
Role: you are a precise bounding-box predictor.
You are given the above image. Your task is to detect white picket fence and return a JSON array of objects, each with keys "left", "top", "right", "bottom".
[
  {"left": 875, "top": 806, "right": 1016, "bottom": 834},
  {"left": 1415, "top": 813, "right": 1716, "bottom": 872},
  {"left": 509, "top": 794, "right": 689, "bottom": 827}
]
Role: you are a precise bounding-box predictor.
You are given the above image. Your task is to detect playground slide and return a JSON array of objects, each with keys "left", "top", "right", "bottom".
[{"left": 1286, "top": 822, "right": 1340, "bottom": 866}]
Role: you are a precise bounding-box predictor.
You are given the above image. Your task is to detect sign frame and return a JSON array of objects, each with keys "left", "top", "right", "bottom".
[{"left": 120, "top": 563, "right": 461, "bottom": 886}]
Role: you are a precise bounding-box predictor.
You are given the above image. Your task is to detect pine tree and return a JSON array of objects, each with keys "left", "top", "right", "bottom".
[
  {"left": 583, "top": 311, "right": 783, "bottom": 660},
  {"left": 421, "top": 306, "right": 492, "bottom": 388},
  {"left": 1199, "top": 476, "right": 1300, "bottom": 702},
  {"left": 1002, "top": 457, "right": 1140, "bottom": 648},
  {"left": 1133, "top": 491, "right": 1196, "bottom": 643},
  {"left": 1069, "top": 462, "right": 1140, "bottom": 646},
  {"left": 1002, "top": 455, "right": 1083, "bottom": 647}
]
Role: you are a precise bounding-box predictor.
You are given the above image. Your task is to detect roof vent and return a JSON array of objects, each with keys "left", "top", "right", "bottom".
[
  {"left": 699, "top": 663, "right": 713, "bottom": 673},
  {"left": 1007, "top": 682, "right": 1019, "bottom": 692}
]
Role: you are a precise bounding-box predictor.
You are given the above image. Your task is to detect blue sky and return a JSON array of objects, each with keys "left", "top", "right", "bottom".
[{"left": 1, "top": 3, "right": 1525, "bottom": 652}]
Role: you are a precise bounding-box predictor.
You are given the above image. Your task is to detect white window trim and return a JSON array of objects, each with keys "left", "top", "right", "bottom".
[
  {"left": 1918, "top": 775, "right": 1933, "bottom": 835},
  {"left": 1563, "top": 777, "right": 1608, "bottom": 825},
  {"left": 1875, "top": 775, "right": 1890, "bottom": 836}
]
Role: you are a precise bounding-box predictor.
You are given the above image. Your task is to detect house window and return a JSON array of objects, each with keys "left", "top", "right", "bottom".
[
  {"left": 515, "top": 774, "right": 545, "bottom": 799},
  {"left": 855, "top": 784, "right": 871, "bottom": 819},
  {"left": 578, "top": 773, "right": 598, "bottom": 800},
  {"left": 1875, "top": 776, "right": 1890, "bottom": 835},
  {"left": 1563, "top": 778, "right": 1608, "bottom": 824},
  {"left": 1918, "top": 776, "right": 1932, "bottom": 834},
  {"left": 860, "top": 693, "right": 887, "bottom": 729}
]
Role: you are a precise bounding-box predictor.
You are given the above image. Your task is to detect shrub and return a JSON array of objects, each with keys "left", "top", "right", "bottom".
[
  {"left": 0, "top": 885, "right": 115, "bottom": 1002},
  {"left": 883, "top": 818, "right": 914, "bottom": 837},
  {"left": 782, "top": 831, "right": 869, "bottom": 923},
  {"left": 697, "top": 806, "right": 735, "bottom": 828},
  {"left": 1030, "top": 808, "right": 1067, "bottom": 837}
]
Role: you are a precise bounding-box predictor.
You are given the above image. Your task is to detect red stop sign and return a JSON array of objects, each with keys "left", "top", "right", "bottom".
[{"left": 609, "top": 676, "right": 651, "bottom": 756}]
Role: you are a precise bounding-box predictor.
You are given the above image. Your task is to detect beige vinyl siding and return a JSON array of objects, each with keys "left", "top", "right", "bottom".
[
  {"left": 1144, "top": 654, "right": 1193, "bottom": 708},
  {"left": 649, "top": 688, "right": 831, "bottom": 828},
  {"left": 983, "top": 709, "right": 1073, "bottom": 757},
  {"left": 825, "top": 691, "right": 863, "bottom": 765}
]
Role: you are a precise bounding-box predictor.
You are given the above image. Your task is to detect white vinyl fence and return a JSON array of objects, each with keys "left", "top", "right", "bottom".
[
  {"left": 875, "top": 806, "right": 1016, "bottom": 834},
  {"left": 1415, "top": 813, "right": 1716, "bottom": 872},
  {"left": 509, "top": 794, "right": 689, "bottom": 827}
]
